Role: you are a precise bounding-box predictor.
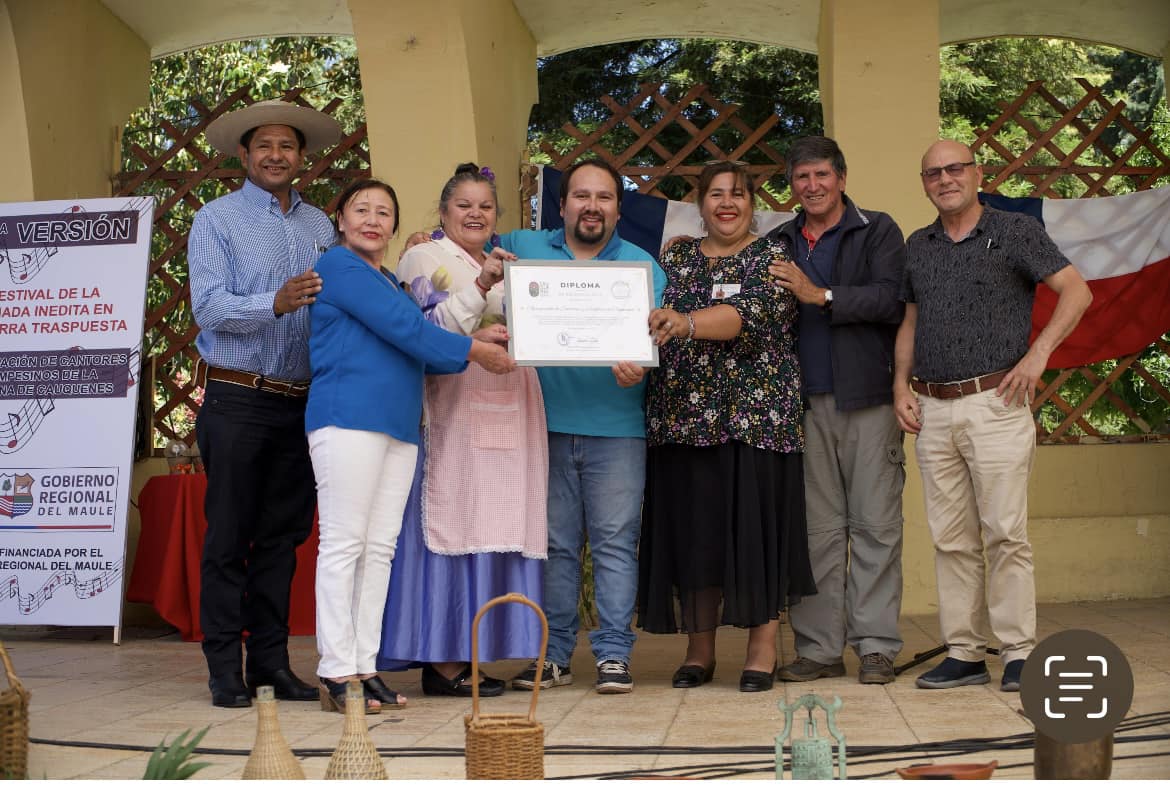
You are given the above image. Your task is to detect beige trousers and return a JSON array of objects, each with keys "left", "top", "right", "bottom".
[{"left": 915, "top": 389, "right": 1036, "bottom": 664}]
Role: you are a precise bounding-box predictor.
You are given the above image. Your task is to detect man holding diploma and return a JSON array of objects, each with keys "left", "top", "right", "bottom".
[{"left": 503, "top": 159, "right": 666, "bottom": 695}]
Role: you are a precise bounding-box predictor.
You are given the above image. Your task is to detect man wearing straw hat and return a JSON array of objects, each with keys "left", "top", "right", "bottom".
[{"left": 189, "top": 99, "right": 340, "bottom": 708}]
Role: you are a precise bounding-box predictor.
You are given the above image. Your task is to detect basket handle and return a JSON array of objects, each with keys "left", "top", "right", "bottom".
[
  {"left": 0, "top": 642, "right": 27, "bottom": 699},
  {"left": 469, "top": 593, "right": 548, "bottom": 724}
]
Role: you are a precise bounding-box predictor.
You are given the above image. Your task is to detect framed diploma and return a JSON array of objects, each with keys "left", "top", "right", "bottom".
[{"left": 503, "top": 260, "right": 659, "bottom": 366}]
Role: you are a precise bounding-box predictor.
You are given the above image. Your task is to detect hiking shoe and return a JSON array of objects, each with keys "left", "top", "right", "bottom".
[
  {"left": 1001, "top": 659, "right": 1024, "bottom": 692},
  {"left": 858, "top": 653, "right": 896, "bottom": 685},
  {"left": 777, "top": 656, "right": 846, "bottom": 682},
  {"left": 595, "top": 660, "right": 633, "bottom": 694},
  {"left": 915, "top": 657, "right": 990, "bottom": 689},
  {"left": 511, "top": 660, "right": 572, "bottom": 691}
]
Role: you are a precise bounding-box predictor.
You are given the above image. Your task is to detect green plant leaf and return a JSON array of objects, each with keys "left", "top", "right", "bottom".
[{"left": 143, "top": 726, "right": 211, "bottom": 780}]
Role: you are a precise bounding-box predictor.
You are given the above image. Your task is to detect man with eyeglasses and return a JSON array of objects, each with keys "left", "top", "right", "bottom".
[
  {"left": 766, "top": 136, "right": 908, "bottom": 687},
  {"left": 893, "top": 139, "right": 1091, "bottom": 692}
]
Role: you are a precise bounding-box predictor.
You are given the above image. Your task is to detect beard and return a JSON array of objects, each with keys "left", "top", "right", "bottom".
[{"left": 571, "top": 212, "right": 608, "bottom": 246}]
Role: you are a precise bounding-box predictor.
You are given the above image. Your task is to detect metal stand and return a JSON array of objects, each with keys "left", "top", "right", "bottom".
[{"left": 894, "top": 644, "right": 998, "bottom": 676}]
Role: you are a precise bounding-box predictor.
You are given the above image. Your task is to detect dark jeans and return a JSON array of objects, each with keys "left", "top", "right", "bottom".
[{"left": 195, "top": 380, "right": 316, "bottom": 677}]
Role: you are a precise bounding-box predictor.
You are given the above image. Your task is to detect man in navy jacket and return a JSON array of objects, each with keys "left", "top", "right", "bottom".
[{"left": 768, "top": 136, "right": 907, "bottom": 685}]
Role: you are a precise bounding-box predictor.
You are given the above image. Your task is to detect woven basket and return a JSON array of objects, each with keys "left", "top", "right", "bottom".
[
  {"left": 0, "top": 642, "right": 29, "bottom": 779},
  {"left": 464, "top": 593, "right": 548, "bottom": 780}
]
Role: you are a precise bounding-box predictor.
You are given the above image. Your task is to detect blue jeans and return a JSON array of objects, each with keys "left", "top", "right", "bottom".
[{"left": 544, "top": 432, "right": 645, "bottom": 667}]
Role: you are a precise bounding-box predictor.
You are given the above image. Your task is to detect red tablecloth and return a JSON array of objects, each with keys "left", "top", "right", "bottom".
[{"left": 126, "top": 474, "right": 318, "bottom": 641}]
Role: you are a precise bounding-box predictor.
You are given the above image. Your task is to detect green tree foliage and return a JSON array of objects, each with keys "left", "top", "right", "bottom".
[{"left": 529, "top": 40, "right": 820, "bottom": 200}]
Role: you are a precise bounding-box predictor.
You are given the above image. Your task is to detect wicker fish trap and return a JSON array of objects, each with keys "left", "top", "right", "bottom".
[
  {"left": 464, "top": 593, "right": 548, "bottom": 780},
  {"left": 0, "top": 643, "right": 29, "bottom": 779},
  {"left": 325, "top": 681, "right": 387, "bottom": 780}
]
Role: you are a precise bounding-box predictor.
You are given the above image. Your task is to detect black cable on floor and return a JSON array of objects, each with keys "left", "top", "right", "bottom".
[{"left": 28, "top": 710, "right": 1170, "bottom": 779}]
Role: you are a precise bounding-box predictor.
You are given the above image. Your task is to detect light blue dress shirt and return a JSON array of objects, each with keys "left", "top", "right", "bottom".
[{"left": 188, "top": 179, "right": 336, "bottom": 382}]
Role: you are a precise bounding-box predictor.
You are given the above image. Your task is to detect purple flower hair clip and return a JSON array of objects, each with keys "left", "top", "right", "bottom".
[
  {"left": 430, "top": 228, "right": 445, "bottom": 240},
  {"left": 480, "top": 166, "right": 495, "bottom": 182}
]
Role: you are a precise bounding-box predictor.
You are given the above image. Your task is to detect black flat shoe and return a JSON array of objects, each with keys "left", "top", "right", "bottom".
[
  {"left": 421, "top": 663, "right": 505, "bottom": 698},
  {"left": 209, "top": 673, "right": 251, "bottom": 708},
  {"left": 246, "top": 668, "right": 318, "bottom": 701},
  {"left": 672, "top": 662, "right": 716, "bottom": 688},
  {"left": 739, "top": 668, "right": 776, "bottom": 692},
  {"left": 319, "top": 677, "right": 380, "bottom": 714},
  {"left": 362, "top": 675, "right": 407, "bottom": 709}
]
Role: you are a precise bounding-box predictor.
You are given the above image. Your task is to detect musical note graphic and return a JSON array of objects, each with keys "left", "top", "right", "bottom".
[
  {"left": 0, "top": 245, "right": 59, "bottom": 284},
  {"left": 127, "top": 345, "right": 141, "bottom": 388},
  {"left": 0, "top": 398, "right": 54, "bottom": 454},
  {"left": 0, "top": 204, "right": 79, "bottom": 285},
  {"left": 0, "top": 561, "right": 122, "bottom": 614}
]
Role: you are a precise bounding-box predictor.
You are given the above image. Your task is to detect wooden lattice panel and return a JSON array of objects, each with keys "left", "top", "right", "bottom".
[
  {"left": 538, "top": 83, "right": 798, "bottom": 211},
  {"left": 973, "top": 78, "right": 1170, "bottom": 198},
  {"left": 973, "top": 79, "right": 1170, "bottom": 443},
  {"left": 115, "top": 88, "right": 368, "bottom": 454}
]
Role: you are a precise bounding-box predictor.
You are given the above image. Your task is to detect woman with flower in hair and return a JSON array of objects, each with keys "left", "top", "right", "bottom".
[{"left": 377, "top": 163, "right": 548, "bottom": 697}]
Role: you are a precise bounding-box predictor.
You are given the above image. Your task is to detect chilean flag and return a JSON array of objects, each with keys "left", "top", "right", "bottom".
[
  {"left": 537, "top": 166, "right": 1170, "bottom": 369},
  {"left": 980, "top": 191, "right": 1170, "bottom": 368}
]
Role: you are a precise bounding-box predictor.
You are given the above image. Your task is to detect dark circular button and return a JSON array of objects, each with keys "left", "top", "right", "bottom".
[{"left": 1020, "top": 629, "right": 1133, "bottom": 744}]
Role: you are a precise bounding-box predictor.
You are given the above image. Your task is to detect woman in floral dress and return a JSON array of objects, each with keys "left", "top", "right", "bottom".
[
  {"left": 636, "top": 160, "right": 816, "bottom": 692},
  {"left": 377, "top": 163, "right": 547, "bottom": 697}
]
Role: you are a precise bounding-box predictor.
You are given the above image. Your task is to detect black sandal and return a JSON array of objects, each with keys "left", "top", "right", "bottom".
[
  {"left": 319, "top": 677, "right": 381, "bottom": 714},
  {"left": 362, "top": 675, "right": 407, "bottom": 709}
]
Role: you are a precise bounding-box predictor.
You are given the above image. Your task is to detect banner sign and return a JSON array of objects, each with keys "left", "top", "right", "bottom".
[{"left": 0, "top": 196, "right": 153, "bottom": 626}]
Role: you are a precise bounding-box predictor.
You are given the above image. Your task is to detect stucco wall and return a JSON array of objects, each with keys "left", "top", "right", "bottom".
[
  {"left": 2, "top": 0, "right": 148, "bottom": 201},
  {"left": 900, "top": 442, "right": 1170, "bottom": 617},
  {"left": 123, "top": 443, "right": 1170, "bottom": 627}
]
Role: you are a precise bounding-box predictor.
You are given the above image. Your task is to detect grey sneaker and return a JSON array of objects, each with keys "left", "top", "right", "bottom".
[
  {"left": 595, "top": 659, "right": 633, "bottom": 694},
  {"left": 511, "top": 660, "right": 572, "bottom": 691},
  {"left": 777, "top": 656, "right": 846, "bottom": 682},
  {"left": 858, "top": 653, "right": 896, "bottom": 684}
]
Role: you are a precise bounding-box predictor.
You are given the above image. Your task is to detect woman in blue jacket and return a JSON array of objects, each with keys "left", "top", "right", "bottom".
[{"left": 306, "top": 178, "right": 514, "bottom": 713}]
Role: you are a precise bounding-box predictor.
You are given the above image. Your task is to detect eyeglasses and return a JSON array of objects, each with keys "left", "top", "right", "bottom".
[{"left": 920, "top": 161, "right": 977, "bottom": 181}]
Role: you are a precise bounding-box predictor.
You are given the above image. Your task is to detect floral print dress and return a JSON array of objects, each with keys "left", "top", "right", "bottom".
[
  {"left": 637, "top": 235, "right": 815, "bottom": 634},
  {"left": 646, "top": 236, "right": 803, "bottom": 453}
]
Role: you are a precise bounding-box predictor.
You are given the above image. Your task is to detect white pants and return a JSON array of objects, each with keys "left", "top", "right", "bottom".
[{"left": 309, "top": 426, "right": 417, "bottom": 679}]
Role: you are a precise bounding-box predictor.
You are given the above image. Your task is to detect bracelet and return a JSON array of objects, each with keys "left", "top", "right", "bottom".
[
  {"left": 474, "top": 278, "right": 490, "bottom": 296},
  {"left": 685, "top": 312, "right": 696, "bottom": 341}
]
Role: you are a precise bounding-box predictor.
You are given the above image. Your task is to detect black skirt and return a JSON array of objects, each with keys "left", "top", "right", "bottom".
[{"left": 637, "top": 441, "right": 816, "bottom": 634}]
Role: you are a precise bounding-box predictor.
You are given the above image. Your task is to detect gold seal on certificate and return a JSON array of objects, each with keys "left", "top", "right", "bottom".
[{"left": 503, "top": 260, "right": 659, "bottom": 366}]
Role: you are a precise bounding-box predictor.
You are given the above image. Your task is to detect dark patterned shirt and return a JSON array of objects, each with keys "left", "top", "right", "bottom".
[
  {"left": 902, "top": 206, "right": 1069, "bottom": 382},
  {"left": 646, "top": 237, "right": 803, "bottom": 453}
]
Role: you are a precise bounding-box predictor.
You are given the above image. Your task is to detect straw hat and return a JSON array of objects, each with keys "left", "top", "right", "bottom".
[{"left": 206, "top": 99, "right": 342, "bottom": 155}]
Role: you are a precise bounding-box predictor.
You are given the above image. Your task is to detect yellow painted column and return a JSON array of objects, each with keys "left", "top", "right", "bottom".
[
  {"left": 818, "top": 0, "right": 940, "bottom": 233},
  {"left": 0, "top": 1, "right": 34, "bottom": 202},
  {"left": 1, "top": 0, "right": 148, "bottom": 202},
  {"left": 348, "top": 0, "right": 538, "bottom": 259}
]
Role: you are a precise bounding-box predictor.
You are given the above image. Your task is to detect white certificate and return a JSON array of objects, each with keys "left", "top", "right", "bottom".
[{"left": 503, "top": 260, "right": 659, "bottom": 366}]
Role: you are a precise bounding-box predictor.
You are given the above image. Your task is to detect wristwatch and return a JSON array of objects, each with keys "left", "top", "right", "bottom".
[{"left": 823, "top": 289, "right": 833, "bottom": 308}]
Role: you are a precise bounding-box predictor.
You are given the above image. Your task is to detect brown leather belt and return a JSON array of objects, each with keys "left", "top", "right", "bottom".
[
  {"left": 911, "top": 370, "right": 1009, "bottom": 400},
  {"left": 203, "top": 365, "right": 310, "bottom": 398}
]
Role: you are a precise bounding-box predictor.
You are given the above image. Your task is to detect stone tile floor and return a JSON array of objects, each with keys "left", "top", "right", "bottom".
[{"left": 6, "top": 597, "right": 1169, "bottom": 779}]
